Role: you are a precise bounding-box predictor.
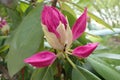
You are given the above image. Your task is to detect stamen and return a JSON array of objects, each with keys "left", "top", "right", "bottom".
[{"left": 63, "top": 44, "right": 67, "bottom": 52}]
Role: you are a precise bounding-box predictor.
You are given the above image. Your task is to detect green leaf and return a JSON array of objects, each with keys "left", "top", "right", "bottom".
[
  {"left": 72, "top": 66, "right": 101, "bottom": 80},
  {"left": 0, "top": 45, "right": 9, "bottom": 53},
  {"left": 6, "top": 3, "right": 44, "bottom": 77},
  {"left": 37, "top": 0, "right": 43, "bottom": 3},
  {"left": 86, "top": 32, "right": 102, "bottom": 42},
  {"left": 87, "top": 56, "right": 120, "bottom": 80},
  {"left": 78, "top": 33, "right": 87, "bottom": 45},
  {"left": 19, "top": 1, "right": 29, "bottom": 12},
  {"left": 78, "top": 0, "right": 93, "bottom": 7},
  {"left": 94, "top": 53, "right": 120, "bottom": 60},
  {"left": 62, "top": 10, "right": 76, "bottom": 27},
  {"left": 0, "top": 36, "right": 8, "bottom": 40},
  {"left": 0, "top": 5, "right": 7, "bottom": 17},
  {"left": 67, "top": 2, "right": 113, "bottom": 31},
  {"left": 61, "top": 3, "right": 76, "bottom": 18},
  {"left": 7, "top": 9, "right": 22, "bottom": 30},
  {"left": 31, "top": 67, "right": 54, "bottom": 80}
]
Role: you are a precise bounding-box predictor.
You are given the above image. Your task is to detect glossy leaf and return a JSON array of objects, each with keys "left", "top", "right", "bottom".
[
  {"left": 31, "top": 67, "right": 54, "bottom": 80},
  {"left": 72, "top": 66, "right": 101, "bottom": 80},
  {"left": 6, "top": 3, "right": 44, "bottom": 77},
  {"left": 87, "top": 56, "right": 120, "bottom": 80}
]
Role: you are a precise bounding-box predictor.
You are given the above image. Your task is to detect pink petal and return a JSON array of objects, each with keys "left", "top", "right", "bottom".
[
  {"left": 41, "top": 5, "right": 67, "bottom": 37},
  {"left": 24, "top": 51, "right": 56, "bottom": 68},
  {"left": 72, "top": 43, "right": 98, "bottom": 58},
  {"left": 72, "top": 8, "right": 87, "bottom": 41}
]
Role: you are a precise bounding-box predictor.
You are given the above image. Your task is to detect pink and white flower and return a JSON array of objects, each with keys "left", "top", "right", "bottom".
[{"left": 24, "top": 6, "right": 98, "bottom": 68}]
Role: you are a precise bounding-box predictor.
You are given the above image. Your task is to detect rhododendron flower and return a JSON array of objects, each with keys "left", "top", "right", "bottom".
[
  {"left": 0, "top": 17, "right": 9, "bottom": 35},
  {"left": 24, "top": 6, "right": 98, "bottom": 68}
]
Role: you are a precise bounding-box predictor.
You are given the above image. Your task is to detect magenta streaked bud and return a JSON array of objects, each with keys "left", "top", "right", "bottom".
[
  {"left": 72, "top": 43, "right": 98, "bottom": 58},
  {"left": 72, "top": 8, "right": 87, "bottom": 41},
  {"left": 24, "top": 51, "right": 56, "bottom": 68},
  {"left": 41, "top": 5, "right": 67, "bottom": 37}
]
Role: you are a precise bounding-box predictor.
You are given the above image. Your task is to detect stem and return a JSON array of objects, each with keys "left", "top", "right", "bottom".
[
  {"left": 65, "top": 54, "right": 87, "bottom": 80},
  {"left": 52, "top": 0, "right": 58, "bottom": 7},
  {"left": 21, "top": 67, "right": 25, "bottom": 80},
  {"left": 65, "top": 54, "right": 77, "bottom": 70}
]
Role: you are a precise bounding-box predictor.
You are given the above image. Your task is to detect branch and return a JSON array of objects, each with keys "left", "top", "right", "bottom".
[{"left": 0, "top": 64, "right": 12, "bottom": 80}]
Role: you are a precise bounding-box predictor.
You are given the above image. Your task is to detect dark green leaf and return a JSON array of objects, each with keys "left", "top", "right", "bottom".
[
  {"left": 6, "top": 3, "right": 44, "bottom": 77},
  {"left": 72, "top": 66, "right": 101, "bottom": 80},
  {"left": 31, "top": 67, "right": 54, "bottom": 80}
]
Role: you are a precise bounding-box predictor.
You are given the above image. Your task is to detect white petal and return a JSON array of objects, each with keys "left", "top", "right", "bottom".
[
  {"left": 66, "top": 24, "right": 73, "bottom": 49},
  {"left": 42, "top": 24, "right": 64, "bottom": 50},
  {"left": 56, "top": 22, "right": 66, "bottom": 45}
]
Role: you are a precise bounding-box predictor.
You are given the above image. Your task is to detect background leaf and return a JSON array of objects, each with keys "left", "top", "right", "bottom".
[
  {"left": 61, "top": 3, "right": 76, "bottom": 18},
  {"left": 87, "top": 56, "right": 120, "bottom": 80},
  {"left": 62, "top": 10, "right": 76, "bottom": 27},
  {"left": 94, "top": 53, "right": 120, "bottom": 60},
  {"left": 67, "top": 2, "right": 113, "bottom": 31}
]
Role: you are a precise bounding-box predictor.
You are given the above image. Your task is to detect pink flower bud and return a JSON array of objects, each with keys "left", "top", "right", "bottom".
[
  {"left": 72, "top": 43, "right": 98, "bottom": 58},
  {"left": 41, "top": 6, "right": 72, "bottom": 50},
  {"left": 72, "top": 8, "right": 87, "bottom": 41},
  {"left": 41, "top": 5, "right": 67, "bottom": 37},
  {"left": 24, "top": 51, "right": 56, "bottom": 68}
]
